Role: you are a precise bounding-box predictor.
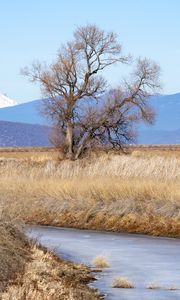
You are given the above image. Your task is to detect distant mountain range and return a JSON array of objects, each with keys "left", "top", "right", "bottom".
[
  {"left": 138, "top": 93, "right": 180, "bottom": 144},
  {"left": 0, "top": 120, "right": 51, "bottom": 147},
  {"left": 138, "top": 128, "right": 180, "bottom": 144},
  {"left": 0, "top": 93, "right": 179, "bottom": 146},
  {"left": 0, "top": 99, "right": 45, "bottom": 124}
]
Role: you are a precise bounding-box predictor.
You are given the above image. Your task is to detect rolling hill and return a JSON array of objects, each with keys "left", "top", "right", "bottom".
[
  {"left": 0, "top": 99, "right": 45, "bottom": 124},
  {"left": 137, "top": 93, "right": 180, "bottom": 144},
  {"left": 0, "top": 121, "right": 52, "bottom": 147}
]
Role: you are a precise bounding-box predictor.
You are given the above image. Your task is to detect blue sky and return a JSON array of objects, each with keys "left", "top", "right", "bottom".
[{"left": 0, "top": 0, "right": 179, "bottom": 103}]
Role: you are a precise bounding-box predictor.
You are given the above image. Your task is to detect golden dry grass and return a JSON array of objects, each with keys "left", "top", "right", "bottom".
[
  {"left": 0, "top": 148, "right": 60, "bottom": 161},
  {"left": 0, "top": 214, "right": 102, "bottom": 300},
  {"left": 0, "top": 210, "right": 29, "bottom": 299},
  {"left": 1, "top": 244, "right": 102, "bottom": 300},
  {"left": 0, "top": 214, "right": 30, "bottom": 295},
  {"left": 131, "top": 149, "right": 180, "bottom": 159},
  {"left": 0, "top": 150, "right": 179, "bottom": 298},
  {"left": 0, "top": 151, "right": 180, "bottom": 237},
  {"left": 92, "top": 256, "right": 110, "bottom": 268},
  {"left": 112, "top": 277, "right": 134, "bottom": 288}
]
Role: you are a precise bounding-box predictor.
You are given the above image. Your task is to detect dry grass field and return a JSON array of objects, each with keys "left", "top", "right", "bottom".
[
  {"left": 0, "top": 214, "right": 102, "bottom": 300},
  {"left": 0, "top": 146, "right": 180, "bottom": 237},
  {"left": 0, "top": 146, "right": 179, "bottom": 299},
  {"left": 0, "top": 147, "right": 60, "bottom": 160},
  {"left": 0, "top": 214, "right": 29, "bottom": 294}
]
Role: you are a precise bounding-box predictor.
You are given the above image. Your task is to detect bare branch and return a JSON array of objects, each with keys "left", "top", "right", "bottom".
[{"left": 22, "top": 24, "right": 161, "bottom": 159}]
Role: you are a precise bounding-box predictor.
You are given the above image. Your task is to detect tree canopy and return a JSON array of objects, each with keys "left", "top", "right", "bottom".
[{"left": 23, "top": 24, "right": 161, "bottom": 159}]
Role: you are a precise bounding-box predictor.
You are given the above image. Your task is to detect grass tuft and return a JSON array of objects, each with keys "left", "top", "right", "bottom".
[
  {"left": 92, "top": 255, "right": 110, "bottom": 268},
  {"left": 167, "top": 285, "right": 179, "bottom": 290},
  {"left": 112, "top": 277, "right": 134, "bottom": 288},
  {"left": 146, "top": 282, "right": 161, "bottom": 289}
]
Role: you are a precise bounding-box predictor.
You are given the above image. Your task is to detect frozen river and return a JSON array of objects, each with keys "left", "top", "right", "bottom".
[{"left": 26, "top": 226, "right": 180, "bottom": 300}]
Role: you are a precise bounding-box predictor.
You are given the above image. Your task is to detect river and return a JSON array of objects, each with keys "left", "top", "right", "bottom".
[{"left": 26, "top": 226, "right": 180, "bottom": 300}]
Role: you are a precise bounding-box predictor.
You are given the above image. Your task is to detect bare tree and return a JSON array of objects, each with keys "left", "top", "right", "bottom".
[{"left": 22, "top": 24, "right": 160, "bottom": 159}]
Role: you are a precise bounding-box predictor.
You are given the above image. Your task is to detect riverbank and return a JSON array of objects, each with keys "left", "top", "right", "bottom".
[
  {"left": 0, "top": 151, "right": 179, "bottom": 237},
  {"left": 0, "top": 217, "right": 102, "bottom": 299}
]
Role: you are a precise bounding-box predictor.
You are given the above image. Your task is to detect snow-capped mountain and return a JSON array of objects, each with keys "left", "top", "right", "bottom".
[{"left": 0, "top": 93, "right": 17, "bottom": 108}]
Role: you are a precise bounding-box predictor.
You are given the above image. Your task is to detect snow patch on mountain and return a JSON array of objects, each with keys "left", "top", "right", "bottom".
[{"left": 0, "top": 93, "right": 17, "bottom": 108}]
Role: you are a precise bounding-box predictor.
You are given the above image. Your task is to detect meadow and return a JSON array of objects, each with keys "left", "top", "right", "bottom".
[{"left": 0, "top": 146, "right": 180, "bottom": 237}]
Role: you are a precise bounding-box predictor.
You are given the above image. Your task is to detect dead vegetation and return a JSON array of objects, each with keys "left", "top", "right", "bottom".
[
  {"left": 168, "top": 286, "right": 179, "bottom": 290},
  {"left": 146, "top": 283, "right": 180, "bottom": 290},
  {"left": 0, "top": 214, "right": 102, "bottom": 300},
  {"left": 92, "top": 256, "right": 110, "bottom": 269},
  {"left": 0, "top": 214, "right": 29, "bottom": 295},
  {"left": 112, "top": 277, "right": 134, "bottom": 288},
  {"left": 2, "top": 245, "right": 102, "bottom": 300},
  {"left": 146, "top": 282, "right": 161, "bottom": 289},
  {"left": 0, "top": 149, "right": 179, "bottom": 298},
  {"left": 0, "top": 151, "right": 180, "bottom": 237}
]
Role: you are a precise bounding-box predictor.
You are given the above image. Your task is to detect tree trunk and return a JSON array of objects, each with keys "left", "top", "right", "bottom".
[
  {"left": 74, "top": 144, "right": 84, "bottom": 160},
  {"left": 65, "top": 123, "right": 73, "bottom": 159},
  {"left": 74, "top": 134, "right": 92, "bottom": 160}
]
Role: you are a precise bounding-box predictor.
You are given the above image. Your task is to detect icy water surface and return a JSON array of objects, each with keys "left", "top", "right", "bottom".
[{"left": 26, "top": 226, "right": 180, "bottom": 300}]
